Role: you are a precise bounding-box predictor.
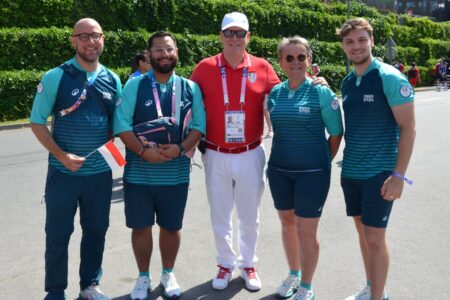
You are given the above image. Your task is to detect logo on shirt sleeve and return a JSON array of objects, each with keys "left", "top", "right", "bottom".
[
  {"left": 331, "top": 97, "right": 339, "bottom": 110},
  {"left": 400, "top": 85, "right": 412, "bottom": 98},
  {"left": 37, "top": 82, "right": 43, "bottom": 94}
]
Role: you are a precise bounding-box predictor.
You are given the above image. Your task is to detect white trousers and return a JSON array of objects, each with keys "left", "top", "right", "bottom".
[{"left": 202, "top": 145, "right": 266, "bottom": 268}]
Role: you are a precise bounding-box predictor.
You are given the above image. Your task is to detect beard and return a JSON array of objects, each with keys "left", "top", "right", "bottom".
[
  {"left": 76, "top": 48, "right": 102, "bottom": 63},
  {"left": 150, "top": 56, "right": 178, "bottom": 74},
  {"left": 350, "top": 52, "right": 371, "bottom": 66}
]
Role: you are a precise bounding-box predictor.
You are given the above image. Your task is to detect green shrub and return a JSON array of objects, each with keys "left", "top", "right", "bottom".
[
  {"left": 396, "top": 47, "right": 421, "bottom": 65},
  {"left": 0, "top": 70, "right": 43, "bottom": 121},
  {"left": 417, "top": 38, "right": 450, "bottom": 65},
  {"left": 0, "top": 28, "right": 352, "bottom": 70}
]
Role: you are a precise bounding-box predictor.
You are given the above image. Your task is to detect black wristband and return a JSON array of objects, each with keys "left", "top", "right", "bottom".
[{"left": 177, "top": 143, "right": 186, "bottom": 157}]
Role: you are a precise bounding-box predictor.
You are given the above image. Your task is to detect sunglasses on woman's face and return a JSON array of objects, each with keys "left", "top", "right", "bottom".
[
  {"left": 285, "top": 54, "right": 307, "bottom": 63},
  {"left": 222, "top": 29, "right": 248, "bottom": 38}
]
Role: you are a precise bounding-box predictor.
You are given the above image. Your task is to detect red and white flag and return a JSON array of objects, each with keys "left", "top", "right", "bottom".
[{"left": 98, "top": 140, "right": 126, "bottom": 171}]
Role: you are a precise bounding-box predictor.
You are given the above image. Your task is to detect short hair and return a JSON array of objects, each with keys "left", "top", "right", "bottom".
[
  {"left": 131, "top": 50, "right": 149, "bottom": 74},
  {"left": 411, "top": 62, "right": 416, "bottom": 67},
  {"left": 147, "top": 31, "right": 177, "bottom": 49},
  {"left": 337, "top": 17, "right": 373, "bottom": 41},
  {"left": 277, "top": 36, "right": 312, "bottom": 59}
]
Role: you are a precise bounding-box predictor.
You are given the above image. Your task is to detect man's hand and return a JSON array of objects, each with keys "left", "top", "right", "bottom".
[
  {"left": 381, "top": 175, "right": 404, "bottom": 201},
  {"left": 142, "top": 146, "right": 171, "bottom": 163},
  {"left": 158, "top": 144, "right": 180, "bottom": 159},
  {"left": 59, "top": 153, "right": 85, "bottom": 172}
]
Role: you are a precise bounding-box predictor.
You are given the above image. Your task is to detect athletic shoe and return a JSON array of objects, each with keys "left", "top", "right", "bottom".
[
  {"left": 212, "top": 265, "right": 233, "bottom": 290},
  {"left": 130, "top": 276, "right": 152, "bottom": 300},
  {"left": 344, "top": 286, "right": 388, "bottom": 300},
  {"left": 240, "top": 267, "right": 261, "bottom": 291},
  {"left": 293, "top": 286, "right": 314, "bottom": 300},
  {"left": 160, "top": 272, "right": 182, "bottom": 299},
  {"left": 276, "top": 274, "right": 301, "bottom": 298},
  {"left": 79, "top": 283, "right": 110, "bottom": 300}
]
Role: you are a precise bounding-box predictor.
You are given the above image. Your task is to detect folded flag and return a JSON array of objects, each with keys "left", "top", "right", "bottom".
[{"left": 97, "top": 140, "right": 126, "bottom": 171}]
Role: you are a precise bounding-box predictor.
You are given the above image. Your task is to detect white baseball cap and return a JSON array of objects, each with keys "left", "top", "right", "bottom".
[{"left": 221, "top": 12, "right": 249, "bottom": 31}]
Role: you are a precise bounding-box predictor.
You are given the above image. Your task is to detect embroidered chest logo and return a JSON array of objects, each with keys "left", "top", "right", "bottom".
[
  {"left": 343, "top": 95, "right": 348, "bottom": 102},
  {"left": 248, "top": 72, "right": 257, "bottom": 83},
  {"left": 102, "top": 91, "right": 112, "bottom": 100},
  {"left": 299, "top": 107, "right": 310, "bottom": 114},
  {"left": 363, "top": 94, "right": 374, "bottom": 103},
  {"left": 71, "top": 89, "right": 80, "bottom": 96},
  {"left": 145, "top": 100, "right": 153, "bottom": 107}
]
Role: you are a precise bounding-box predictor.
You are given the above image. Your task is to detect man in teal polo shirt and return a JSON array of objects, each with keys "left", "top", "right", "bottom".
[
  {"left": 30, "top": 18, "right": 122, "bottom": 300},
  {"left": 338, "top": 18, "right": 416, "bottom": 300},
  {"left": 114, "top": 31, "right": 205, "bottom": 300}
]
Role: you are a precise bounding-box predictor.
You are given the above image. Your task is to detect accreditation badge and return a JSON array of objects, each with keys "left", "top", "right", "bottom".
[{"left": 225, "top": 111, "right": 245, "bottom": 143}]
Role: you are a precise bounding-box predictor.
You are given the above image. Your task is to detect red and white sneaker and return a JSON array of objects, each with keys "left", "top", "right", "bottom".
[
  {"left": 240, "top": 267, "right": 261, "bottom": 291},
  {"left": 212, "top": 265, "right": 233, "bottom": 290}
]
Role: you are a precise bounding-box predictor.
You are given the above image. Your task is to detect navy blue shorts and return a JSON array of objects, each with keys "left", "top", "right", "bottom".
[
  {"left": 124, "top": 181, "right": 189, "bottom": 231},
  {"left": 267, "top": 165, "right": 330, "bottom": 218},
  {"left": 341, "top": 171, "right": 394, "bottom": 228}
]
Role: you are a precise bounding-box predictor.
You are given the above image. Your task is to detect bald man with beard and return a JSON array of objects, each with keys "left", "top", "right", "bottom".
[{"left": 30, "top": 18, "right": 122, "bottom": 300}]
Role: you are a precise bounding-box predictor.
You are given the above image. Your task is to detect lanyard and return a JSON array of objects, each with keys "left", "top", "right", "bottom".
[
  {"left": 59, "top": 71, "right": 99, "bottom": 117},
  {"left": 149, "top": 72, "right": 176, "bottom": 118},
  {"left": 218, "top": 55, "right": 250, "bottom": 108}
]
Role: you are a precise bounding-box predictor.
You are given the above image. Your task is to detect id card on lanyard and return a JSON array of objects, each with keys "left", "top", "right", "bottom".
[{"left": 219, "top": 56, "right": 249, "bottom": 144}]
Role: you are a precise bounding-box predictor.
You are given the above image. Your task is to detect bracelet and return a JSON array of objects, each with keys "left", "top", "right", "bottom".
[
  {"left": 138, "top": 146, "right": 147, "bottom": 158},
  {"left": 392, "top": 171, "right": 413, "bottom": 185}
]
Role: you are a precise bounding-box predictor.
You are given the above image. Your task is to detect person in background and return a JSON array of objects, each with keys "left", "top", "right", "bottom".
[
  {"left": 129, "top": 50, "right": 151, "bottom": 80},
  {"left": 407, "top": 62, "right": 421, "bottom": 88}
]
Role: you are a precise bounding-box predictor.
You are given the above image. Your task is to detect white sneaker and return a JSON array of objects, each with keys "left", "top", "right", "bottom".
[
  {"left": 276, "top": 274, "right": 301, "bottom": 298},
  {"left": 79, "top": 283, "right": 110, "bottom": 300},
  {"left": 293, "top": 286, "right": 314, "bottom": 300},
  {"left": 212, "top": 265, "right": 233, "bottom": 290},
  {"left": 160, "top": 272, "right": 182, "bottom": 299},
  {"left": 130, "top": 276, "right": 152, "bottom": 300},
  {"left": 240, "top": 267, "right": 261, "bottom": 291},
  {"left": 345, "top": 286, "right": 388, "bottom": 300}
]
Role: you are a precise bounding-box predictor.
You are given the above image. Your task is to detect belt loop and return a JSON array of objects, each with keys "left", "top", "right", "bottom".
[
  {"left": 246, "top": 144, "right": 249, "bottom": 151},
  {"left": 217, "top": 146, "right": 220, "bottom": 152}
]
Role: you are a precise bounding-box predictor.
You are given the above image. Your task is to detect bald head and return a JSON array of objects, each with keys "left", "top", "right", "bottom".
[{"left": 73, "top": 18, "right": 103, "bottom": 35}]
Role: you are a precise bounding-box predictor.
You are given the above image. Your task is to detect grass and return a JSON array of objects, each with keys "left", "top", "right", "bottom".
[{"left": 0, "top": 118, "right": 30, "bottom": 126}]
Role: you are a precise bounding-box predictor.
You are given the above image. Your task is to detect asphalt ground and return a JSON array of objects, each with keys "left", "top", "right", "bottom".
[{"left": 0, "top": 88, "right": 449, "bottom": 299}]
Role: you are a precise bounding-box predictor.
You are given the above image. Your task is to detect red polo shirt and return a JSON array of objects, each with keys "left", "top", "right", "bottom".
[{"left": 191, "top": 52, "right": 280, "bottom": 149}]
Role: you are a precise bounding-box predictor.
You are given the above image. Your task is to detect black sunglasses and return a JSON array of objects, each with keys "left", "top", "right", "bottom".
[
  {"left": 285, "top": 54, "right": 307, "bottom": 63},
  {"left": 222, "top": 29, "right": 247, "bottom": 38}
]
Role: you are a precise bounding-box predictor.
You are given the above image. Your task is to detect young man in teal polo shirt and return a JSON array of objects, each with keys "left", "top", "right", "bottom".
[{"left": 338, "top": 18, "right": 416, "bottom": 300}]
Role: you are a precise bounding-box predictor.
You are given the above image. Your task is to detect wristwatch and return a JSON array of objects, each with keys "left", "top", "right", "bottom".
[{"left": 177, "top": 143, "right": 186, "bottom": 157}]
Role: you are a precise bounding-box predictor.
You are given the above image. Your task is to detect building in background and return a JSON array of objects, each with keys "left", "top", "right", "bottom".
[{"left": 355, "top": 0, "right": 450, "bottom": 21}]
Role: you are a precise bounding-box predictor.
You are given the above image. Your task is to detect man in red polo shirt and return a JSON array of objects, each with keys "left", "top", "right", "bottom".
[{"left": 191, "top": 12, "right": 280, "bottom": 292}]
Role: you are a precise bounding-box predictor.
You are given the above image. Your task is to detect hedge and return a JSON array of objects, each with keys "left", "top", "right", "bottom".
[
  {"left": 1, "top": 61, "right": 436, "bottom": 121},
  {"left": 0, "top": 0, "right": 423, "bottom": 42},
  {"left": 0, "top": 62, "right": 350, "bottom": 121},
  {"left": 0, "top": 28, "right": 352, "bottom": 70},
  {"left": 0, "top": 66, "right": 194, "bottom": 121}
]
